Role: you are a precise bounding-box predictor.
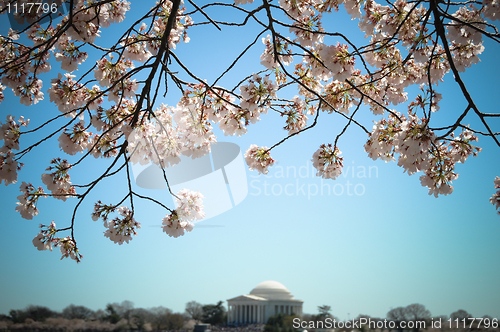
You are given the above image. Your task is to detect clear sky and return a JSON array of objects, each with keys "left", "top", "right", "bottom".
[{"left": 0, "top": 0, "right": 499, "bottom": 322}]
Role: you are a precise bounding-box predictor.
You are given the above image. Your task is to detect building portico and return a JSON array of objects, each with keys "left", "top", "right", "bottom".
[{"left": 227, "top": 281, "right": 303, "bottom": 325}]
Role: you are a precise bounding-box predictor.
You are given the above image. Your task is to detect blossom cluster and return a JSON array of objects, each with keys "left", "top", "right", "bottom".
[
  {"left": 282, "top": 96, "right": 311, "bottom": 135},
  {"left": 239, "top": 74, "right": 278, "bottom": 122},
  {"left": 244, "top": 145, "right": 275, "bottom": 175},
  {"left": 16, "top": 182, "right": 45, "bottom": 220},
  {"left": 312, "top": 144, "right": 344, "bottom": 179},
  {"left": 490, "top": 177, "right": 500, "bottom": 214},
  {"left": 32, "top": 221, "right": 82, "bottom": 262},
  {"left": 0, "top": 115, "right": 29, "bottom": 185},
  {"left": 41, "top": 158, "right": 76, "bottom": 201},
  {"left": 92, "top": 203, "right": 141, "bottom": 245},
  {"left": 365, "top": 112, "right": 481, "bottom": 197},
  {"left": 162, "top": 189, "right": 205, "bottom": 238},
  {"left": 104, "top": 206, "right": 141, "bottom": 245},
  {"left": 260, "top": 34, "right": 293, "bottom": 69},
  {"left": 126, "top": 101, "right": 215, "bottom": 167}
]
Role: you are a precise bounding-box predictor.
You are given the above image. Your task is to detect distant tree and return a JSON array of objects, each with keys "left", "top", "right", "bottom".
[
  {"left": 404, "top": 304, "right": 431, "bottom": 332},
  {"left": 166, "top": 312, "right": 187, "bottom": 330},
  {"left": 62, "top": 304, "right": 95, "bottom": 320},
  {"left": 387, "top": 304, "right": 431, "bottom": 332},
  {"left": 317, "top": 305, "right": 333, "bottom": 319},
  {"left": 149, "top": 306, "right": 173, "bottom": 330},
  {"left": 186, "top": 301, "right": 204, "bottom": 323},
  {"left": 387, "top": 307, "right": 406, "bottom": 322},
  {"left": 0, "top": 314, "right": 11, "bottom": 322},
  {"left": 265, "top": 313, "right": 298, "bottom": 332},
  {"left": 106, "top": 300, "right": 135, "bottom": 328},
  {"left": 93, "top": 309, "right": 107, "bottom": 321},
  {"left": 130, "top": 307, "right": 154, "bottom": 330},
  {"left": 104, "top": 304, "right": 121, "bottom": 324},
  {"left": 450, "top": 310, "right": 473, "bottom": 321},
  {"left": 202, "top": 301, "right": 226, "bottom": 325},
  {"left": 387, "top": 307, "right": 406, "bottom": 332},
  {"left": 310, "top": 304, "right": 339, "bottom": 324},
  {"left": 9, "top": 305, "right": 59, "bottom": 323},
  {"left": 405, "top": 304, "right": 431, "bottom": 320}
]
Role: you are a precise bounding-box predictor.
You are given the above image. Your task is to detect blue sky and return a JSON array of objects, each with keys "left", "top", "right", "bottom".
[{"left": 0, "top": 0, "right": 499, "bottom": 321}]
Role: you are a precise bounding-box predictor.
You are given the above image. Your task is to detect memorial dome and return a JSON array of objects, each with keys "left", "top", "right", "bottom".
[{"left": 250, "top": 280, "right": 294, "bottom": 300}]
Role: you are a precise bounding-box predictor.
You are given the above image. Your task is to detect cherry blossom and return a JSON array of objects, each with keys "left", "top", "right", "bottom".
[
  {"left": 32, "top": 221, "right": 82, "bottom": 261},
  {"left": 260, "top": 34, "right": 293, "bottom": 69},
  {"left": 13, "top": 76, "right": 44, "bottom": 106},
  {"left": 58, "top": 237, "right": 83, "bottom": 262},
  {"left": 449, "top": 129, "right": 481, "bottom": 163},
  {"left": 104, "top": 206, "right": 141, "bottom": 245},
  {"left": 239, "top": 74, "right": 277, "bottom": 123},
  {"left": 94, "top": 56, "right": 135, "bottom": 88},
  {"left": 490, "top": 177, "right": 500, "bottom": 214},
  {"left": 0, "top": 151, "right": 22, "bottom": 185},
  {"left": 16, "top": 182, "right": 45, "bottom": 220},
  {"left": 162, "top": 212, "right": 194, "bottom": 237},
  {"left": 318, "top": 43, "right": 356, "bottom": 81},
  {"left": 47, "top": 73, "right": 86, "bottom": 117},
  {"left": 58, "top": 121, "right": 92, "bottom": 155},
  {"left": 32, "top": 221, "right": 58, "bottom": 251},
  {"left": 419, "top": 144, "right": 458, "bottom": 197},
  {"left": 364, "top": 114, "right": 402, "bottom": 162},
  {"left": 147, "top": 0, "right": 193, "bottom": 52},
  {"left": 174, "top": 189, "right": 205, "bottom": 222},
  {"left": 282, "top": 96, "right": 310, "bottom": 135},
  {"left": 0, "top": 84, "right": 5, "bottom": 104},
  {"left": 0, "top": 115, "right": 29, "bottom": 152},
  {"left": 245, "top": 145, "right": 275, "bottom": 174},
  {"left": 162, "top": 189, "right": 204, "bottom": 237},
  {"left": 393, "top": 113, "right": 435, "bottom": 175},
  {"left": 482, "top": 0, "right": 499, "bottom": 21},
  {"left": 54, "top": 37, "right": 89, "bottom": 72},
  {"left": 312, "top": 144, "right": 344, "bottom": 179},
  {"left": 41, "top": 158, "right": 76, "bottom": 201},
  {"left": 290, "top": 11, "right": 325, "bottom": 47}
]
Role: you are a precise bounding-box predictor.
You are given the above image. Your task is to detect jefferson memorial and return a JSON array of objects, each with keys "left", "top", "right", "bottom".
[{"left": 227, "top": 281, "right": 303, "bottom": 324}]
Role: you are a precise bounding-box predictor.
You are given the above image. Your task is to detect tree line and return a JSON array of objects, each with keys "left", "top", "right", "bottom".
[
  {"left": 0, "top": 300, "right": 226, "bottom": 331},
  {"left": 1, "top": 301, "right": 497, "bottom": 331},
  {"left": 264, "top": 304, "right": 498, "bottom": 332}
]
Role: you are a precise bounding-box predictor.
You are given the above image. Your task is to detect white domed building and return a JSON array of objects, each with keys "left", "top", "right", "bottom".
[{"left": 227, "top": 281, "right": 303, "bottom": 324}]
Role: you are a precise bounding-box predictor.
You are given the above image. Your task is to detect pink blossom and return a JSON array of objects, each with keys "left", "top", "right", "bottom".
[
  {"left": 15, "top": 182, "right": 45, "bottom": 220},
  {"left": 41, "top": 158, "right": 76, "bottom": 201},
  {"left": 244, "top": 145, "right": 275, "bottom": 174},
  {"left": 312, "top": 144, "right": 344, "bottom": 179},
  {"left": 103, "top": 206, "right": 141, "bottom": 245}
]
